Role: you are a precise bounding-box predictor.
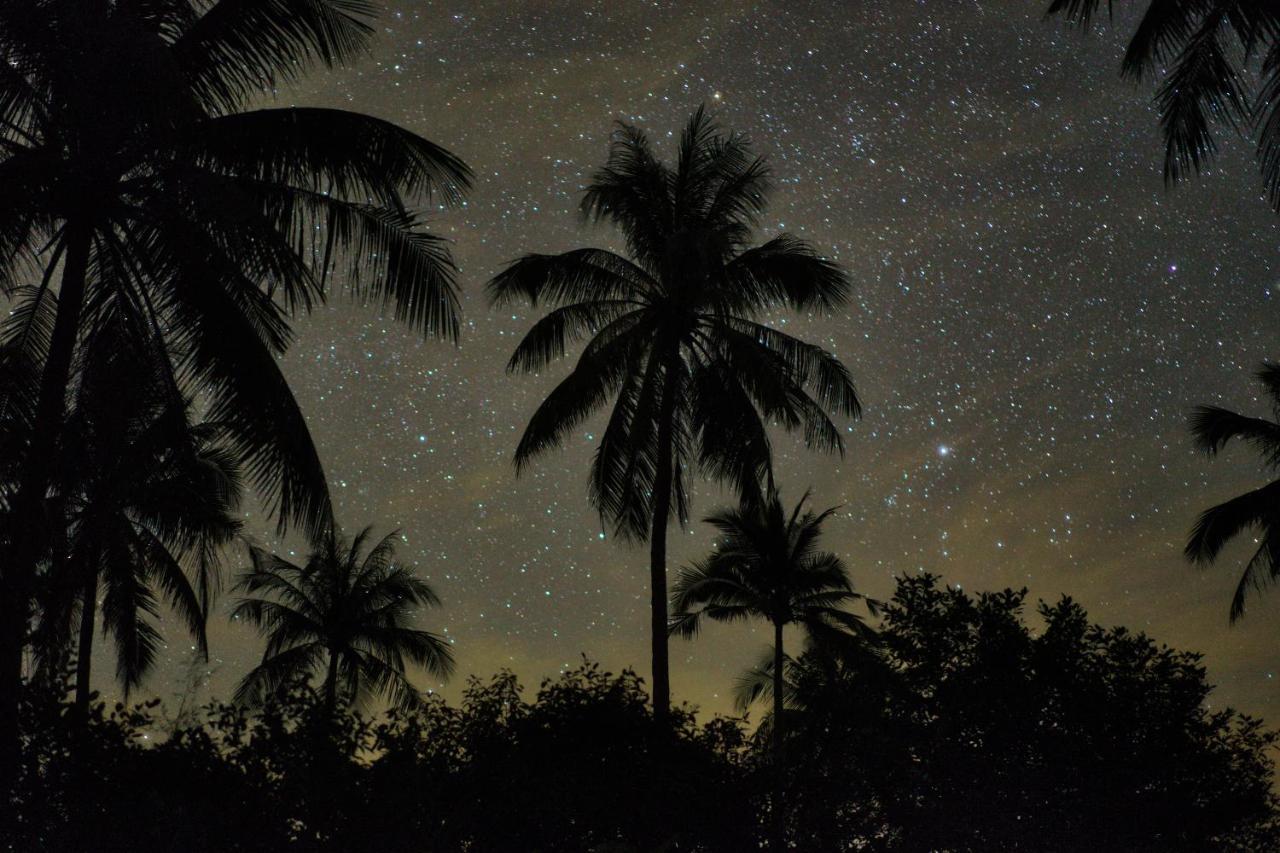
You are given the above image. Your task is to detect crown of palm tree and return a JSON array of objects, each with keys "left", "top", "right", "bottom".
[
  {"left": 670, "top": 490, "right": 879, "bottom": 642},
  {"left": 669, "top": 487, "right": 878, "bottom": 849},
  {"left": 1186, "top": 362, "right": 1280, "bottom": 621},
  {"left": 233, "top": 527, "right": 454, "bottom": 712},
  {"left": 489, "top": 107, "right": 859, "bottom": 538},
  {"left": 0, "top": 0, "right": 471, "bottom": 538},
  {"left": 56, "top": 325, "right": 242, "bottom": 690},
  {"left": 1050, "top": 1, "right": 1280, "bottom": 210},
  {"left": 6, "top": 310, "right": 243, "bottom": 697}
]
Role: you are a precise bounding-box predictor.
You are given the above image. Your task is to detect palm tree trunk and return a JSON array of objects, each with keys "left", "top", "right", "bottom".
[
  {"left": 73, "top": 569, "right": 99, "bottom": 728},
  {"left": 0, "top": 220, "right": 93, "bottom": 783},
  {"left": 324, "top": 651, "right": 340, "bottom": 718},
  {"left": 772, "top": 620, "right": 786, "bottom": 850},
  {"left": 649, "top": 359, "right": 679, "bottom": 724}
]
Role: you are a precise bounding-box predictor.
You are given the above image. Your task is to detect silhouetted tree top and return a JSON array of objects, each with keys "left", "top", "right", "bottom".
[
  {"left": 233, "top": 527, "right": 454, "bottom": 714},
  {"left": 777, "top": 572, "right": 1280, "bottom": 851},
  {"left": 0, "top": 0, "right": 471, "bottom": 541},
  {"left": 1048, "top": 1, "right": 1280, "bottom": 210},
  {"left": 32, "top": 324, "right": 243, "bottom": 704},
  {"left": 489, "top": 106, "right": 859, "bottom": 537},
  {"left": 670, "top": 489, "right": 879, "bottom": 644},
  {"left": 670, "top": 487, "right": 879, "bottom": 851},
  {"left": 489, "top": 106, "right": 860, "bottom": 719}
]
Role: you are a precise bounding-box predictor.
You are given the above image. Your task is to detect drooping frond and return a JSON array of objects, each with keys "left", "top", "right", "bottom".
[
  {"left": 487, "top": 249, "right": 655, "bottom": 308},
  {"left": 1155, "top": 16, "right": 1249, "bottom": 186},
  {"left": 1185, "top": 482, "right": 1280, "bottom": 565},
  {"left": 513, "top": 326, "right": 648, "bottom": 472},
  {"left": 194, "top": 107, "right": 470, "bottom": 204},
  {"left": 1229, "top": 536, "right": 1280, "bottom": 622},
  {"left": 1189, "top": 405, "right": 1280, "bottom": 467},
  {"left": 505, "top": 301, "right": 641, "bottom": 374},
  {"left": 720, "top": 234, "right": 849, "bottom": 317},
  {"left": 173, "top": 0, "right": 378, "bottom": 114}
]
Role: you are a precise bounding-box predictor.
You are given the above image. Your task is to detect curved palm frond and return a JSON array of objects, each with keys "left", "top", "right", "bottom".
[
  {"left": 1186, "top": 364, "right": 1280, "bottom": 621},
  {"left": 172, "top": 0, "right": 377, "bottom": 114},
  {"left": 1050, "top": 0, "right": 1280, "bottom": 208}
]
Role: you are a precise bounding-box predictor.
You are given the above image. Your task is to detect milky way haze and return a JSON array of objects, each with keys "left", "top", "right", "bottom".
[{"left": 156, "top": 1, "right": 1280, "bottom": 722}]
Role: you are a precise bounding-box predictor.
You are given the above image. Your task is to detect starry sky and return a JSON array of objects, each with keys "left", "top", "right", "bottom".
[{"left": 171, "top": 0, "right": 1280, "bottom": 723}]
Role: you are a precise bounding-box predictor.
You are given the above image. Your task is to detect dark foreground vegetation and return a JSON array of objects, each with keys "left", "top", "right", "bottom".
[
  {"left": 5, "top": 0, "right": 1280, "bottom": 849},
  {"left": 10, "top": 575, "right": 1277, "bottom": 853}
]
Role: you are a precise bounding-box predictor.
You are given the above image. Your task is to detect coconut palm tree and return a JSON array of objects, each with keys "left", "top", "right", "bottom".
[
  {"left": 1048, "top": 1, "right": 1280, "bottom": 209},
  {"left": 46, "top": 325, "right": 242, "bottom": 725},
  {"left": 0, "top": 0, "right": 469, "bottom": 763},
  {"left": 233, "top": 527, "right": 454, "bottom": 716},
  {"left": 488, "top": 107, "right": 860, "bottom": 720},
  {"left": 669, "top": 488, "right": 878, "bottom": 848},
  {"left": 1186, "top": 363, "right": 1280, "bottom": 621}
]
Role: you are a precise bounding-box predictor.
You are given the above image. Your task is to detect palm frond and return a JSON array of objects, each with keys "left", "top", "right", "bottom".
[
  {"left": 1185, "top": 482, "right": 1280, "bottom": 564},
  {"left": 174, "top": 0, "right": 377, "bottom": 113},
  {"left": 487, "top": 249, "right": 655, "bottom": 308},
  {"left": 1230, "top": 536, "right": 1280, "bottom": 622},
  {"left": 234, "top": 641, "right": 326, "bottom": 706},
  {"left": 505, "top": 300, "right": 640, "bottom": 374}
]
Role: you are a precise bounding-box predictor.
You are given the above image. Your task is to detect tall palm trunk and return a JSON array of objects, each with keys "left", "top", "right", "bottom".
[
  {"left": 73, "top": 568, "right": 99, "bottom": 727},
  {"left": 772, "top": 620, "right": 786, "bottom": 850},
  {"left": 0, "top": 220, "right": 93, "bottom": 780},
  {"left": 323, "top": 650, "right": 340, "bottom": 718},
  {"left": 649, "top": 358, "right": 679, "bottom": 724}
]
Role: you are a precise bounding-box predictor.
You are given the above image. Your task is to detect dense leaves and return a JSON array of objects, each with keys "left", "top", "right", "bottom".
[
  {"left": 492, "top": 106, "right": 859, "bottom": 717},
  {"left": 767, "top": 574, "right": 1280, "bottom": 851},
  {"left": 10, "top": 662, "right": 754, "bottom": 853},
  {"left": 234, "top": 527, "right": 454, "bottom": 715},
  {"left": 9, "top": 578, "right": 1276, "bottom": 852},
  {"left": 0, "top": 0, "right": 471, "bottom": 772}
]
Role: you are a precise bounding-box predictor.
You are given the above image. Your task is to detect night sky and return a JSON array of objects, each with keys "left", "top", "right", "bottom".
[{"left": 165, "top": 1, "right": 1280, "bottom": 723}]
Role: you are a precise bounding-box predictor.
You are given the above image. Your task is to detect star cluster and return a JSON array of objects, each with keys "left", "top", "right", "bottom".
[{"left": 184, "top": 1, "right": 1280, "bottom": 720}]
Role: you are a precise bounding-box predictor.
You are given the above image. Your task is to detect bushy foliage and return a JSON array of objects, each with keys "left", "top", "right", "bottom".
[
  {"left": 7, "top": 578, "right": 1278, "bottom": 852},
  {"left": 776, "top": 574, "right": 1280, "bottom": 851},
  {"left": 8, "top": 660, "right": 753, "bottom": 852}
]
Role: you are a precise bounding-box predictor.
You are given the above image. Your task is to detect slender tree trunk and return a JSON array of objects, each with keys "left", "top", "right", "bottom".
[
  {"left": 0, "top": 220, "right": 93, "bottom": 786},
  {"left": 73, "top": 570, "right": 98, "bottom": 728},
  {"left": 772, "top": 620, "right": 786, "bottom": 850},
  {"left": 323, "top": 650, "right": 339, "bottom": 719},
  {"left": 649, "top": 359, "right": 679, "bottom": 724}
]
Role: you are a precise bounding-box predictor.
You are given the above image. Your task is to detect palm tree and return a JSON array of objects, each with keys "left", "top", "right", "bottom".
[
  {"left": 1185, "top": 363, "right": 1280, "bottom": 621},
  {"left": 43, "top": 326, "right": 242, "bottom": 725},
  {"left": 0, "top": 0, "right": 469, "bottom": 761},
  {"left": 1048, "top": 2, "right": 1280, "bottom": 209},
  {"left": 488, "top": 107, "right": 860, "bottom": 720},
  {"left": 233, "top": 527, "right": 454, "bottom": 716},
  {"left": 669, "top": 488, "right": 878, "bottom": 848}
]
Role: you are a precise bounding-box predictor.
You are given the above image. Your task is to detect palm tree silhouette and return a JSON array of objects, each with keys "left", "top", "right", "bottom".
[
  {"left": 0, "top": 0, "right": 470, "bottom": 755},
  {"left": 669, "top": 488, "right": 878, "bottom": 848},
  {"left": 1186, "top": 363, "right": 1280, "bottom": 621},
  {"left": 489, "top": 107, "right": 860, "bottom": 720},
  {"left": 42, "top": 327, "right": 242, "bottom": 725},
  {"left": 1049, "top": 1, "right": 1280, "bottom": 210},
  {"left": 233, "top": 527, "right": 454, "bottom": 716}
]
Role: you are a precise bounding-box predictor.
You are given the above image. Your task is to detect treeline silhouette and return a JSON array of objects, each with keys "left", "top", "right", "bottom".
[
  {"left": 12, "top": 575, "right": 1278, "bottom": 852},
  {"left": 4, "top": 0, "right": 1280, "bottom": 849}
]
